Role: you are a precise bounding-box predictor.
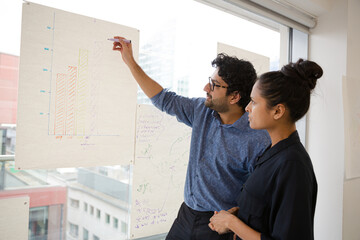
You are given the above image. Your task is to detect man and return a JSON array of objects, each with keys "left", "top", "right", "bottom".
[{"left": 112, "top": 37, "right": 270, "bottom": 240}]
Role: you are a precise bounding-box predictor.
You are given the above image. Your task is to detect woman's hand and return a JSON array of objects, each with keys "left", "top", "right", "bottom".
[
  {"left": 227, "top": 206, "right": 239, "bottom": 216},
  {"left": 209, "top": 210, "right": 236, "bottom": 234}
]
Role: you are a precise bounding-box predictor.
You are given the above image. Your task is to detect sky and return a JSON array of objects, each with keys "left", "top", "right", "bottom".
[
  {"left": 0, "top": 0, "right": 280, "bottom": 97},
  {"left": 0, "top": 0, "right": 280, "bottom": 56},
  {"left": 0, "top": 0, "right": 178, "bottom": 55}
]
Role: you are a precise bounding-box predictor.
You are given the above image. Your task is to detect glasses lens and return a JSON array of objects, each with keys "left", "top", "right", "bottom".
[{"left": 209, "top": 77, "right": 213, "bottom": 91}]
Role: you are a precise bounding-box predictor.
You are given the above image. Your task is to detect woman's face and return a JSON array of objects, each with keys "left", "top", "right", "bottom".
[{"left": 245, "top": 81, "right": 275, "bottom": 130}]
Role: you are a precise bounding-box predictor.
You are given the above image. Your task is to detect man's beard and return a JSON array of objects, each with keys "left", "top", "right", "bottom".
[{"left": 204, "top": 94, "right": 229, "bottom": 113}]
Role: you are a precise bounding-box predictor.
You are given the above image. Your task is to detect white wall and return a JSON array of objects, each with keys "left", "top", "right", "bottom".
[
  {"left": 342, "top": 0, "right": 360, "bottom": 239},
  {"left": 67, "top": 186, "right": 128, "bottom": 240},
  {"left": 308, "top": 0, "right": 347, "bottom": 239},
  {"left": 308, "top": 0, "right": 360, "bottom": 239}
]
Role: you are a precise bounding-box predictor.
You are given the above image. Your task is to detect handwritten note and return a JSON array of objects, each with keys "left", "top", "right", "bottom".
[{"left": 130, "top": 104, "right": 191, "bottom": 239}]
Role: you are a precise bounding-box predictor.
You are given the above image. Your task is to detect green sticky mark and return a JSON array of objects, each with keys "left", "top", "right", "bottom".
[{"left": 10, "top": 166, "right": 20, "bottom": 173}]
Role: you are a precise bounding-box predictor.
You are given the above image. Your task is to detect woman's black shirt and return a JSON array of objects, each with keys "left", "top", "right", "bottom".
[{"left": 236, "top": 131, "right": 317, "bottom": 240}]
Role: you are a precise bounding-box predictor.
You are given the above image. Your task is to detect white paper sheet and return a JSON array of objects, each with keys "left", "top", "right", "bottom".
[
  {"left": 0, "top": 196, "right": 30, "bottom": 240},
  {"left": 130, "top": 104, "right": 191, "bottom": 239},
  {"left": 16, "top": 2, "right": 139, "bottom": 169}
]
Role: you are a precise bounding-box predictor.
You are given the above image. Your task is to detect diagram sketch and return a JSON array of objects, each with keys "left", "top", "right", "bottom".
[
  {"left": 16, "top": 2, "right": 139, "bottom": 169},
  {"left": 217, "top": 42, "right": 270, "bottom": 76},
  {"left": 131, "top": 104, "right": 191, "bottom": 239}
]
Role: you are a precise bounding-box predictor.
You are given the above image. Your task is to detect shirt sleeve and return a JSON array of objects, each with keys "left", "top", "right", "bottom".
[
  {"left": 261, "top": 158, "right": 316, "bottom": 240},
  {"left": 150, "top": 89, "right": 203, "bottom": 127}
]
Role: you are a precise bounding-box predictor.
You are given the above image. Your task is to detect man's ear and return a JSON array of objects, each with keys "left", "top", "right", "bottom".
[
  {"left": 273, "top": 104, "right": 286, "bottom": 120},
  {"left": 229, "top": 91, "right": 241, "bottom": 105}
]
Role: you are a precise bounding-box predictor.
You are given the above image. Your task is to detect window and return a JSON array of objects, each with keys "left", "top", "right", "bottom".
[
  {"left": 69, "top": 222, "right": 79, "bottom": 238},
  {"left": 121, "top": 221, "right": 127, "bottom": 234},
  {"left": 1, "top": 1, "right": 287, "bottom": 240},
  {"left": 70, "top": 198, "right": 79, "bottom": 208},
  {"left": 28, "top": 207, "right": 49, "bottom": 239},
  {"left": 105, "top": 213, "right": 110, "bottom": 224},
  {"left": 84, "top": 202, "right": 88, "bottom": 212},
  {"left": 96, "top": 209, "right": 101, "bottom": 219},
  {"left": 113, "top": 217, "right": 118, "bottom": 229},
  {"left": 83, "top": 228, "right": 89, "bottom": 240}
]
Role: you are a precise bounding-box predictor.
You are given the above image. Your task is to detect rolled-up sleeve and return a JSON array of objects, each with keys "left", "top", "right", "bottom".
[{"left": 150, "top": 89, "right": 203, "bottom": 127}]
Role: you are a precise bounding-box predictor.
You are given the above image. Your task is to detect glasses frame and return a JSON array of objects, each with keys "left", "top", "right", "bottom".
[{"left": 208, "top": 77, "right": 229, "bottom": 91}]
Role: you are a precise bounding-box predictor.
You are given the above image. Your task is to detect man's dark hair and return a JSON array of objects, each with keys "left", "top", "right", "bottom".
[{"left": 212, "top": 53, "right": 257, "bottom": 110}]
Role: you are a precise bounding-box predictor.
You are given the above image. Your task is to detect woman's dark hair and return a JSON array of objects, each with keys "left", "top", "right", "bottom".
[
  {"left": 258, "top": 59, "right": 323, "bottom": 122},
  {"left": 212, "top": 53, "right": 257, "bottom": 110}
]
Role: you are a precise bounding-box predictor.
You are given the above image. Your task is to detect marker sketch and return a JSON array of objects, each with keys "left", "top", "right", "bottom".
[
  {"left": 52, "top": 49, "right": 91, "bottom": 137},
  {"left": 131, "top": 104, "right": 191, "bottom": 239},
  {"left": 16, "top": 2, "right": 139, "bottom": 169}
]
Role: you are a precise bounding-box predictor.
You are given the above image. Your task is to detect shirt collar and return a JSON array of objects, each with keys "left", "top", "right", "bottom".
[
  {"left": 212, "top": 111, "right": 249, "bottom": 130},
  {"left": 255, "top": 130, "right": 300, "bottom": 166}
]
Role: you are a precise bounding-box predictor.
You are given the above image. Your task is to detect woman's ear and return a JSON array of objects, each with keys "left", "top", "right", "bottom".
[{"left": 273, "top": 104, "right": 286, "bottom": 120}]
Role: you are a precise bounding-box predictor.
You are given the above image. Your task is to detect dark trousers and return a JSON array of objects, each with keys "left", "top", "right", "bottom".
[{"left": 166, "top": 202, "right": 232, "bottom": 240}]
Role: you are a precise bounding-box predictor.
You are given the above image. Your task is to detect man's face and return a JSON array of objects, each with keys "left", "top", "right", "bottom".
[{"left": 203, "top": 69, "right": 230, "bottom": 113}]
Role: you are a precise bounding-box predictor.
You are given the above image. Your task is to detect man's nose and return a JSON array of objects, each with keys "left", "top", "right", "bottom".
[{"left": 204, "top": 83, "right": 211, "bottom": 92}]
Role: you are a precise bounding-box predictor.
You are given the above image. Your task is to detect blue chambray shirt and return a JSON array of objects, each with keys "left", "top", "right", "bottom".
[{"left": 151, "top": 89, "right": 271, "bottom": 211}]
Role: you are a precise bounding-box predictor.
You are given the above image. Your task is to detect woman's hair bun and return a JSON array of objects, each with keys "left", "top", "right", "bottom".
[{"left": 281, "top": 58, "right": 323, "bottom": 90}]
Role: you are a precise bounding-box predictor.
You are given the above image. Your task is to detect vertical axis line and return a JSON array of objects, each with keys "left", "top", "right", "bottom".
[{"left": 48, "top": 12, "right": 56, "bottom": 135}]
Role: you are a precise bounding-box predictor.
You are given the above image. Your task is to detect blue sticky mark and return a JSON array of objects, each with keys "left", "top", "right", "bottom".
[
  {"left": 43, "top": 68, "right": 48, "bottom": 71},
  {"left": 46, "top": 26, "right": 51, "bottom": 30},
  {"left": 40, "top": 112, "right": 44, "bottom": 115},
  {"left": 44, "top": 48, "right": 49, "bottom": 51},
  {"left": 40, "top": 90, "right": 46, "bottom": 93}
]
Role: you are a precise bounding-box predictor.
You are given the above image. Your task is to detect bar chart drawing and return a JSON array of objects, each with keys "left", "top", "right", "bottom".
[{"left": 52, "top": 49, "right": 92, "bottom": 136}]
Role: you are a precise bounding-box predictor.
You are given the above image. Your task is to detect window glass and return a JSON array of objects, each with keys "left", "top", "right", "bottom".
[
  {"left": 83, "top": 228, "right": 89, "bottom": 240},
  {"left": 28, "top": 207, "right": 48, "bottom": 240},
  {"left": 70, "top": 198, "right": 80, "bottom": 208},
  {"left": 121, "top": 221, "right": 128, "bottom": 234},
  {"left": 113, "top": 217, "right": 119, "bottom": 229},
  {"left": 0, "top": 0, "right": 282, "bottom": 240},
  {"left": 84, "top": 202, "right": 88, "bottom": 212},
  {"left": 90, "top": 205, "right": 94, "bottom": 215},
  {"left": 69, "top": 222, "right": 79, "bottom": 238},
  {"left": 96, "top": 209, "right": 101, "bottom": 219}
]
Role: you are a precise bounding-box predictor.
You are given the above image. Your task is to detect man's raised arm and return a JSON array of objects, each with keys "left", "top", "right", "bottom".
[{"left": 112, "top": 36, "right": 163, "bottom": 98}]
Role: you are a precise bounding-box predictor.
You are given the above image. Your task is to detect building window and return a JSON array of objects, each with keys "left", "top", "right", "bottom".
[
  {"left": 93, "top": 235, "right": 100, "bottom": 240},
  {"left": 83, "top": 228, "right": 89, "bottom": 240},
  {"left": 70, "top": 198, "right": 79, "bottom": 208},
  {"left": 84, "top": 202, "right": 88, "bottom": 212},
  {"left": 96, "top": 209, "right": 101, "bottom": 219},
  {"left": 105, "top": 213, "right": 110, "bottom": 224},
  {"left": 113, "top": 217, "right": 118, "bottom": 229},
  {"left": 28, "top": 206, "right": 49, "bottom": 240},
  {"left": 90, "top": 205, "right": 94, "bottom": 215},
  {"left": 69, "top": 222, "right": 79, "bottom": 238},
  {"left": 121, "top": 221, "right": 127, "bottom": 234}
]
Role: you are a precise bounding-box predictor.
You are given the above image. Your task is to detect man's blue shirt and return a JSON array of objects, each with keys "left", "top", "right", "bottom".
[{"left": 151, "top": 89, "right": 271, "bottom": 211}]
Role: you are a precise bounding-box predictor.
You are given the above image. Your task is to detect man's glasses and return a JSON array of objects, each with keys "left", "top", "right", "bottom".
[{"left": 208, "top": 77, "right": 229, "bottom": 91}]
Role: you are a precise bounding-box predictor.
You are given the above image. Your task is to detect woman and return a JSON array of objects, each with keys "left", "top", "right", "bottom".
[{"left": 209, "top": 59, "right": 323, "bottom": 240}]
